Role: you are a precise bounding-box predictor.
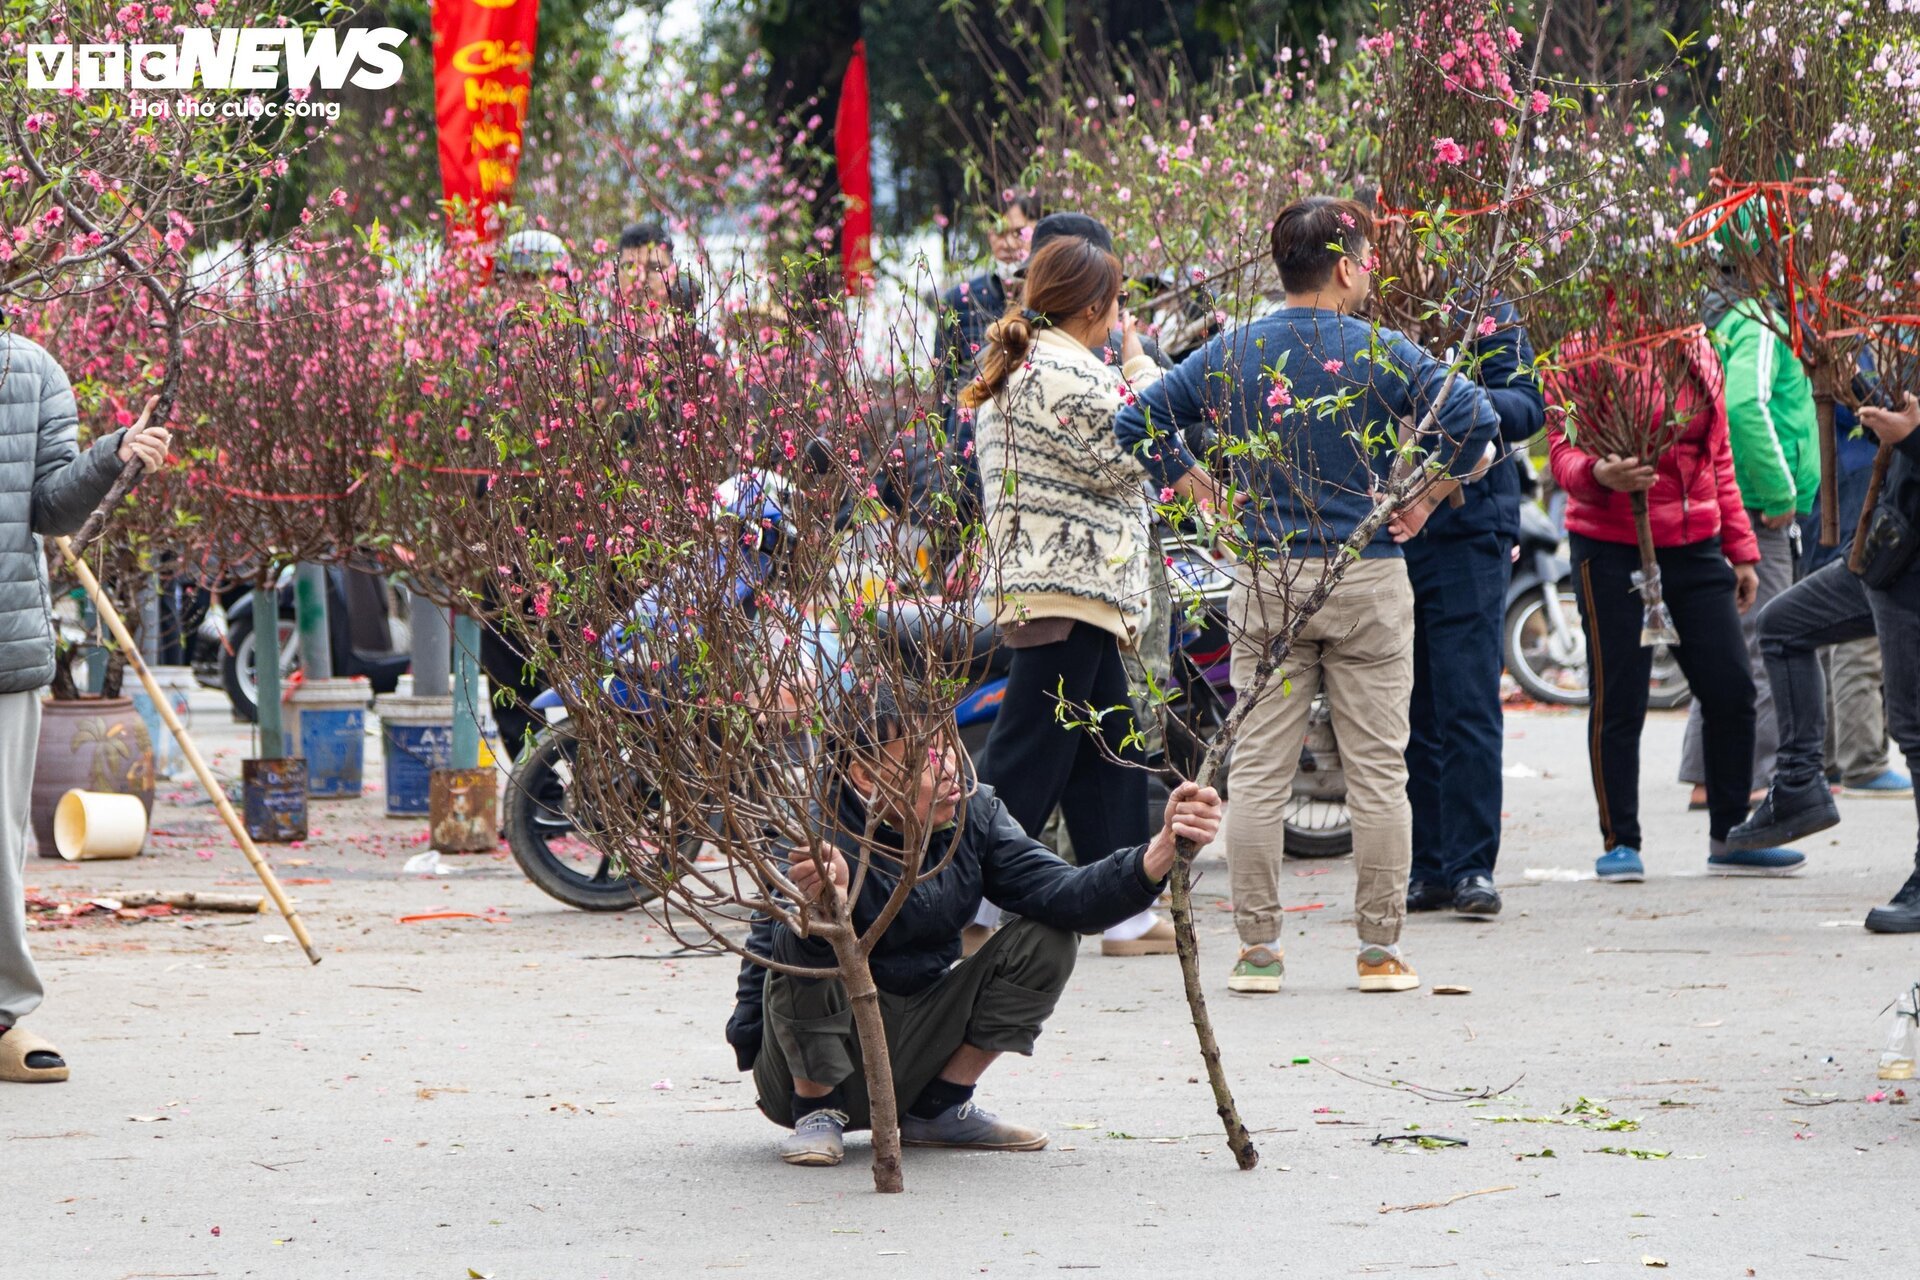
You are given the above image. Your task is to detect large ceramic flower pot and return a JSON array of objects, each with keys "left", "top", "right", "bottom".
[{"left": 31, "top": 696, "right": 155, "bottom": 859}]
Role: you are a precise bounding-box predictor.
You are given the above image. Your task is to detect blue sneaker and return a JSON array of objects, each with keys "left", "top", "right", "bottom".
[
  {"left": 1708, "top": 845, "right": 1807, "bottom": 877},
  {"left": 1595, "top": 847, "right": 1645, "bottom": 882},
  {"left": 1842, "top": 770, "right": 1913, "bottom": 799}
]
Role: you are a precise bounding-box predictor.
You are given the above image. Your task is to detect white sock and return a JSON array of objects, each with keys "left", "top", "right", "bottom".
[
  {"left": 1243, "top": 939, "right": 1280, "bottom": 954},
  {"left": 1359, "top": 943, "right": 1402, "bottom": 960},
  {"left": 1103, "top": 910, "right": 1159, "bottom": 942}
]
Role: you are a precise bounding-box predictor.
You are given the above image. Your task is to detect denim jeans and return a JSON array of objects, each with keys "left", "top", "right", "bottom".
[{"left": 1759, "top": 560, "right": 1920, "bottom": 863}]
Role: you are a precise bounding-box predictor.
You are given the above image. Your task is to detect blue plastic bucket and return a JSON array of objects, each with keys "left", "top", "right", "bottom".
[
  {"left": 378, "top": 696, "right": 454, "bottom": 817},
  {"left": 287, "top": 678, "right": 372, "bottom": 798}
]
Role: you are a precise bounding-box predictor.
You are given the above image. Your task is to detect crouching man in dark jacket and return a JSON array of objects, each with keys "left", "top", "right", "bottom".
[{"left": 725, "top": 693, "right": 1222, "bottom": 1168}]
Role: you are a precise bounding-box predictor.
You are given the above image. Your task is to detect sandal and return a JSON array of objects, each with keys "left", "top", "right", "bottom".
[{"left": 0, "top": 1028, "right": 70, "bottom": 1083}]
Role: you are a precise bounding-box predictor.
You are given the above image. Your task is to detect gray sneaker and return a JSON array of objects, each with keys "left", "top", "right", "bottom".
[
  {"left": 779, "top": 1107, "right": 848, "bottom": 1167},
  {"left": 898, "top": 1099, "right": 1048, "bottom": 1151}
]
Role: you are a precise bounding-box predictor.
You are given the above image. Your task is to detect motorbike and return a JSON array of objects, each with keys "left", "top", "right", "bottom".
[
  {"left": 1501, "top": 459, "right": 1692, "bottom": 710},
  {"left": 220, "top": 564, "right": 413, "bottom": 721},
  {"left": 947, "top": 541, "right": 1352, "bottom": 859}
]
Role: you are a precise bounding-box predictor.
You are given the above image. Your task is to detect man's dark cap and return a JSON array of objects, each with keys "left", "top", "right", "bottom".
[{"left": 1027, "top": 212, "right": 1114, "bottom": 258}]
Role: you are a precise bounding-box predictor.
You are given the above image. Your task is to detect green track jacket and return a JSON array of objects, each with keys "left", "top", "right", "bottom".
[{"left": 1708, "top": 296, "right": 1820, "bottom": 517}]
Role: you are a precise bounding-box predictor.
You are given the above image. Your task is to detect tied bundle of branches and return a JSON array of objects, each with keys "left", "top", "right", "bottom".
[
  {"left": 176, "top": 251, "right": 397, "bottom": 750},
  {"left": 373, "top": 251, "right": 558, "bottom": 619},
  {"left": 476, "top": 254, "right": 992, "bottom": 1193},
  {"left": 1535, "top": 111, "right": 1714, "bottom": 648},
  {"left": 1694, "top": 0, "right": 1920, "bottom": 553},
  {"left": 1361, "top": 0, "right": 1560, "bottom": 353},
  {"left": 1, "top": 0, "right": 338, "bottom": 553}
]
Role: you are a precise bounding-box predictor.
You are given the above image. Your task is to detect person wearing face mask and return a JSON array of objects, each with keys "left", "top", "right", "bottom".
[
  {"left": 936, "top": 193, "right": 1041, "bottom": 410},
  {"left": 724, "top": 682, "right": 1223, "bottom": 1169}
]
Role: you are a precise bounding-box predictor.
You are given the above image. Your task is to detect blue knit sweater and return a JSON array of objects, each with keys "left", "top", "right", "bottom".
[{"left": 1113, "top": 306, "right": 1501, "bottom": 559}]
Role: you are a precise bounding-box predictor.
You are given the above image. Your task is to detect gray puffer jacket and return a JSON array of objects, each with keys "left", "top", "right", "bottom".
[{"left": 1, "top": 332, "right": 127, "bottom": 694}]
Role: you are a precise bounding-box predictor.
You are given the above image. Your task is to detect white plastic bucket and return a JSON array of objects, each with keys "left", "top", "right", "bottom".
[
  {"left": 54, "top": 789, "right": 149, "bottom": 860},
  {"left": 130, "top": 664, "right": 193, "bottom": 780}
]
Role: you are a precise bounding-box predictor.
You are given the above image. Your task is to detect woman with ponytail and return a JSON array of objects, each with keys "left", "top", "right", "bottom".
[{"left": 965, "top": 236, "right": 1177, "bottom": 958}]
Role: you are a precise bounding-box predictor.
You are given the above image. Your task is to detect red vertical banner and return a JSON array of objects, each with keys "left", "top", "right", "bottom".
[
  {"left": 433, "top": 0, "right": 540, "bottom": 245},
  {"left": 834, "top": 39, "right": 872, "bottom": 295}
]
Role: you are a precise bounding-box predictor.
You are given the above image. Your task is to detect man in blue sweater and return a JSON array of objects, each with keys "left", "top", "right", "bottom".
[
  {"left": 1403, "top": 298, "right": 1544, "bottom": 918},
  {"left": 1113, "top": 195, "right": 1499, "bottom": 996}
]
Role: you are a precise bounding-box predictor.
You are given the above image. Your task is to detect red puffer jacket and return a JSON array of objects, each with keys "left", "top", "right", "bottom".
[{"left": 1546, "top": 334, "right": 1759, "bottom": 564}]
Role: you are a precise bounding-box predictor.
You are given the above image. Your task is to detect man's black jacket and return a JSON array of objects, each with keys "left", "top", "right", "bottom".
[
  {"left": 724, "top": 782, "right": 1165, "bottom": 1070},
  {"left": 1418, "top": 297, "right": 1545, "bottom": 544}
]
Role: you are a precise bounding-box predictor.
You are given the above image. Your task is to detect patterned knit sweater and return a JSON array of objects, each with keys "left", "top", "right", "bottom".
[{"left": 975, "top": 328, "right": 1165, "bottom": 646}]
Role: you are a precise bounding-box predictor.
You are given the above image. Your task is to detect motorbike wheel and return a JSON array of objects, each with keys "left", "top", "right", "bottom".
[
  {"left": 1285, "top": 697, "right": 1352, "bottom": 858},
  {"left": 1503, "top": 587, "right": 1589, "bottom": 705},
  {"left": 1647, "top": 647, "right": 1693, "bottom": 710},
  {"left": 1169, "top": 682, "right": 1350, "bottom": 858},
  {"left": 220, "top": 610, "right": 300, "bottom": 723},
  {"left": 504, "top": 723, "right": 679, "bottom": 913},
  {"left": 1504, "top": 587, "right": 1693, "bottom": 709}
]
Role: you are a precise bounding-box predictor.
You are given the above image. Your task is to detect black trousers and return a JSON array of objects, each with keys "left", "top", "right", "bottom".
[
  {"left": 478, "top": 623, "right": 546, "bottom": 764},
  {"left": 1570, "top": 534, "right": 1756, "bottom": 849},
  {"left": 1405, "top": 531, "right": 1510, "bottom": 885},
  {"left": 978, "top": 621, "right": 1149, "bottom": 866},
  {"left": 1760, "top": 559, "right": 1920, "bottom": 864}
]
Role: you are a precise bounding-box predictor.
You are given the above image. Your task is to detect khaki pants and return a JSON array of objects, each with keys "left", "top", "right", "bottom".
[
  {"left": 1225, "top": 559, "right": 1415, "bottom": 948},
  {"left": 752, "top": 918, "right": 1077, "bottom": 1130}
]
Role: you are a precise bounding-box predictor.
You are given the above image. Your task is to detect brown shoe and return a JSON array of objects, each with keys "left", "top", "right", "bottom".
[
  {"left": 960, "top": 924, "right": 994, "bottom": 957},
  {"left": 1101, "top": 917, "right": 1177, "bottom": 956},
  {"left": 1357, "top": 947, "right": 1420, "bottom": 993}
]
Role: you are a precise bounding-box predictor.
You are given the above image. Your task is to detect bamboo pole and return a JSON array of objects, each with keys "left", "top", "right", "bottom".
[{"left": 54, "top": 537, "right": 322, "bottom": 966}]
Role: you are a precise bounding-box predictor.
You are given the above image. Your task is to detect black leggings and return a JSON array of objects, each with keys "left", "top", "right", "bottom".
[
  {"left": 479, "top": 623, "right": 546, "bottom": 764},
  {"left": 978, "top": 621, "right": 1149, "bottom": 866},
  {"left": 1570, "top": 533, "right": 1756, "bottom": 849}
]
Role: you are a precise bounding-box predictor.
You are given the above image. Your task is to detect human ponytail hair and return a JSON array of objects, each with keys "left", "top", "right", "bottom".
[
  {"left": 960, "top": 237, "right": 1122, "bottom": 409},
  {"left": 960, "top": 310, "right": 1036, "bottom": 408}
]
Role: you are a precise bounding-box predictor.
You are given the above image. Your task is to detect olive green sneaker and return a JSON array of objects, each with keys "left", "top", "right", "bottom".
[{"left": 1228, "top": 944, "right": 1284, "bottom": 993}]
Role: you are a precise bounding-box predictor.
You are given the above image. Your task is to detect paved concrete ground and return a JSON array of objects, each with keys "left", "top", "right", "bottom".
[{"left": 8, "top": 688, "right": 1919, "bottom": 1277}]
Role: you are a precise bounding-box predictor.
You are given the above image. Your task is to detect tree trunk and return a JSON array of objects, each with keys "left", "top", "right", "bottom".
[
  {"left": 48, "top": 645, "right": 79, "bottom": 701},
  {"left": 828, "top": 933, "right": 905, "bottom": 1193},
  {"left": 102, "top": 643, "right": 127, "bottom": 700},
  {"left": 1848, "top": 441, "right": 1895, "bottom": 575},
  {"left": 1631, "top": 490, "right": 1658, "bottom": 576},
  {"left": 1167, "top": 835, "right": 1259, "bottom": 1170},
  {"left": 1813, "top": 384, "right": 1840, "bottom": 547},
  {"left": 255, "top": 567, "right": 287, "bottom": 760}
]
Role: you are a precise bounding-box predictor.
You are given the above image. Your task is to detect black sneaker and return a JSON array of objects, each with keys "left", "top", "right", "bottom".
[
  {"left": 1452, "top": 875, "right": 1502, "bottom": 917},
  {"left": 1865, "top": 870, "right": 1920, "bottom": 934},
  {"left": 1725, "top": 781, "right": 1839, "bottom": 852},
  {"left": 1406, "top": 879, "right": 1454, "bottom": 912}
]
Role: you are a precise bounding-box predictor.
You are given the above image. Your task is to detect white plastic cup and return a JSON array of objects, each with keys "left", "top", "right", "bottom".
[{"left": 54, "top": 789, "right": 149, "bottom": 860}]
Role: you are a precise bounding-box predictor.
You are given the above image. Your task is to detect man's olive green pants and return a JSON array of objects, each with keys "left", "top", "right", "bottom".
[{"left": 753, "top": 918, "right": 1077, "bottom": 1130}]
